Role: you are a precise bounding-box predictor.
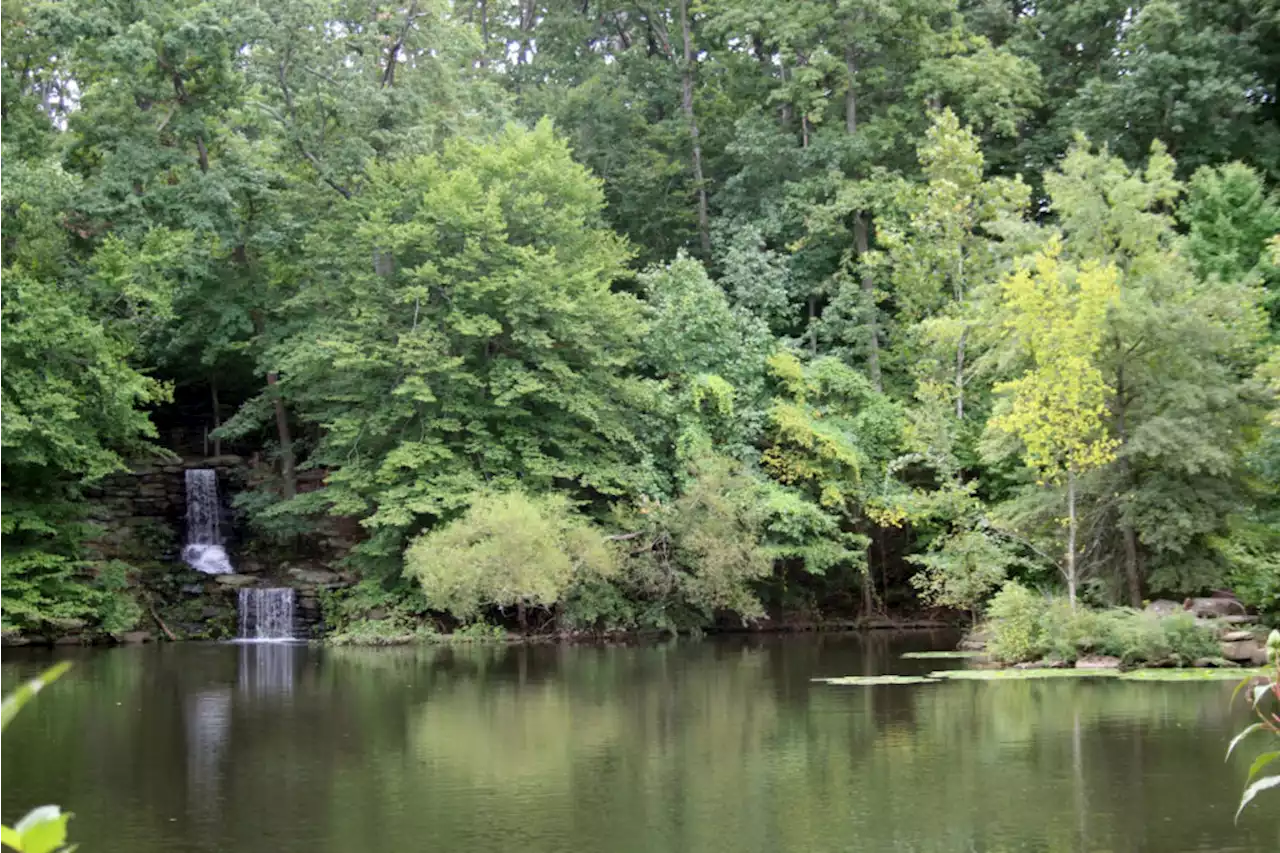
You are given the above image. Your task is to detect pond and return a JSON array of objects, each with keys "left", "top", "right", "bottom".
[{"left": 4, "top": 634, "right": 1278, "bottom": 852}]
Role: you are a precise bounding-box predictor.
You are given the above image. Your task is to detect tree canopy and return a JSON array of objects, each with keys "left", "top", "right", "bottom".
[{"left": 2, "top": 0, "right": 1277, "bottom": 635}]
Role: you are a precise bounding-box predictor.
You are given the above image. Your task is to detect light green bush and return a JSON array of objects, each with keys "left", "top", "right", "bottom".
[
  {"left": 985, "top": 581, "right": 1047, "bottom": 663},
  {"left": 405, "top": 490, "right": 617, "bottom": 622},
  {"left": 984, "top": 587, "right": 1220, "bottom": 665}
]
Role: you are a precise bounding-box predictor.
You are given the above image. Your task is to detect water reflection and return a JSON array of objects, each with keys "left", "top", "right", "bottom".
[
  {"left": 184, "top": 688, "right": 231, "bottom": 821},
  {"left": 2, "top": 637, "right": 1277, "bottom": 853},
  {"left": 235, "top": 642, "right": 300, "bottom": 698}
]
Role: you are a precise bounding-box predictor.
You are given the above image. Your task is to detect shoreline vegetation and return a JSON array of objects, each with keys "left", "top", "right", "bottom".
[{"left": 4, "top": 0, "right": 1279, "bottom": 649}]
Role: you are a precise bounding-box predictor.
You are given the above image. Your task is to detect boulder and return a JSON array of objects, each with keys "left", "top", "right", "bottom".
[
  {"left": 1221, "top": 639, "right": 1264, "bottom": 662},
  {"left": 959, "top": 629, "right": 989, "bottom": 651},
  {"left": 118, "top": 631, "right": 153, "bottom": 644},
  {"left": 1076, "top": 655, "right": 1122, "bottom": 670},
  {"left": 215, "top": 574, "right": 259, "bottom": 588},
  {"left": 287, "top": 567, "right": 341, "bottom": 586},
  {"left": 1192, "top": 657, "right": 1238, "bottom": 668},
  {"left": 1222, "top": 630, "right": 1257, "bottom": 642},
  {"left": 1184, "top": 597, "right": 1246, "bottom": 618},
  {"left": 1145, "top": 599, "right": 1182, "bottom": 615}
]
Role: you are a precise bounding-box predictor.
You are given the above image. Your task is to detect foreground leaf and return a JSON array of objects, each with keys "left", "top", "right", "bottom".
[
  {"left": 1246, "top": 751, "right": 1280, "bottom": 785},
  {"left": 1227, "top": 723, "right": 1264, "bottom": 761},
  {"left": 1236, "top": 774, "right": 1280, "bottom": 822},
  {"left": 1, "top": 664, "right": 71, "bottom": 731},
  {"left": 11, "top": 806, "right": 71, "bottom": 853}
]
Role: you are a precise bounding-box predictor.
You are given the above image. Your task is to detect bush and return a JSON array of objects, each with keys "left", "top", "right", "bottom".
[
  {"left": 984, "top": 583, "right": 1220, "bottom": 665},
  {"left": 985, "top": 581, "right": 1047, "bottom": 663},
  {"left": 405, "top": 490, "right": 617, "bottom": 622}
]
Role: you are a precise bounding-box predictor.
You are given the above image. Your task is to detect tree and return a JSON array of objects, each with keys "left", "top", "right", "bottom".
[
  {"left": 761, "top": 352, "right": 902, "bottom": 612},
  {"left": 987, "top": 240, "right": 1120, "bottom": 607},
  {"left": 224, "top": 121, "right": 649, "bottom": 573},
  {"left": 1, "top": 160, "right": 171, "bottom": 634}
]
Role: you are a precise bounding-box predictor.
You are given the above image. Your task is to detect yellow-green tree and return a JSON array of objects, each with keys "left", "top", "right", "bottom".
[{"left": 989, "top": 240, "right": 1120, "bottom": 607}]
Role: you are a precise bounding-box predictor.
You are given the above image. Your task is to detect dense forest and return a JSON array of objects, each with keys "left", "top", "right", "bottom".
[{"left": 3, "top": 0, "right": 1279, "bottom": 639}]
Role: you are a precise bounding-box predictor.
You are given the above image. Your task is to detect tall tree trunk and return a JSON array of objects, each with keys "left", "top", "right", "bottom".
[
  {"left": 845, "top": 46, "right": 881, "bottom": 391},
  {"left": 955, "top": 328, "right": 967, "bottom": 419},
  {"left": 779, "top": 62, "right": 794, "bottom": 127},
  {"left": 844, "top": 43, "right": 858, "bottom": 134},
  {"left": 267, "top": 371, "right": 296, "bottom": 500},
  {"left": 210, "top": 375, "right": 222, "bottom": 457},
  {"left": 854, "top": 214, "right": 882, "bottom": 391},
  {"left": 679, "top": 0, "right": 711, "bottom": 257},
  {"left": 1066, "top": 470, "right": 1078, "bottom": 609},
  {"left": 1114, "top": 364, "right": 1142, "bottom": 606},
  {"left": 808, "top": 295, "right": 818, "bottom": 356}
]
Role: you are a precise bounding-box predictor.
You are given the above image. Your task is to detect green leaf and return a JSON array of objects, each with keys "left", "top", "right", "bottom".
[
  {"left": 1236, "top": 774, "right": 1280, "bottom": 822},
  {"left": 12, "top": 807, "right": 69, "bottom": 853},
  {"left": 2, "top": 824, "right": 24, "bottom": 851},
  {"left": 1227, "top": 723, "right": 1264, "bottom": 760},
  {"left": 1246, "top": 750, "right": 1280, "bottom": 785},
  {"left": 1, "top": 664, "right": 71, "bottom": 731}
]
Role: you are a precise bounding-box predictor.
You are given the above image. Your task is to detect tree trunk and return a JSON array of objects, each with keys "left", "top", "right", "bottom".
[
  {"left": 1114, "top": 363, "right": 1142, "bottom": 606},
  {"left": 955, "top": 328, "right": 967, "bottom": 420},
  {"left": 679, "top": 0, "right": 711, "bottom": 257},
  {"left": 854, "top": 214, "right": 882, "bottom": 391},
  {"left": 267, "top": 371, "right": 296, "bottom": 500},
  {"left": 844, "top": 43, "right": 858, "bottom": 134},
  {"left": 808, "top": 295, "right": 818, "bottom": 356},
  {"left": 210, "top": 376, "right": 222, "bottom": 457},
  {"left": 1066, "top": 470, "right": 1078, "bottom": 609},
  {"left": 843, "top": 39, "right": 882, "bottom": 393}
]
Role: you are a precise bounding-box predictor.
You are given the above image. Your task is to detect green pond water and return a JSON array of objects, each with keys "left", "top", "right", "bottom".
[{"left": 3, "top": 634, "right": 1278, "bottom": 852}]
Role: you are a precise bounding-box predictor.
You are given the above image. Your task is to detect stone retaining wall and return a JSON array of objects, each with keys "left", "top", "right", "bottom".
[{"left": 82, "top": 457, "right": 359, "bottom": 641}]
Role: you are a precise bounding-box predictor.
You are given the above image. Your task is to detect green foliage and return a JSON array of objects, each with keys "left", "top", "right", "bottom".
[
  {"left": 1227, "top": 631, "right": 1280, "bottom": 821},
  {"left": 985, "top": 581, "right": 1220, "bottom": 666},
  {"left": 908, "top": 528, "right": 1017, "bottom": 614},
  {"left": 405, "top": 490, "right": 617, "bottom": 622},
  {"left": 4, "top": 0, "right": 1280, "bottom": 639},
  {"left": 985, "top": 581, "right": 1047, "bottom": 663},
  {"left": 2, "top": 664, "right": 75, "bottom": 853}
]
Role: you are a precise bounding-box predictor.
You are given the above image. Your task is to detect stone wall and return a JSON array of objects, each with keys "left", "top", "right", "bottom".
[{"left": 84, "top": 456, "right": 357, "bottom": 641}]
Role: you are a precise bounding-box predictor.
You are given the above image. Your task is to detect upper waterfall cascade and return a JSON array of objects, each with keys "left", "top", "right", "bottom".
[{"left": 182, "top": 469, "right": 234, "bottom": 575}]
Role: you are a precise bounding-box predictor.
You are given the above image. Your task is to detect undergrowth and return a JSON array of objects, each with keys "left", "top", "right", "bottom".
[{"left": 984, "top": 581, "right": 1221, "bottom": 666}]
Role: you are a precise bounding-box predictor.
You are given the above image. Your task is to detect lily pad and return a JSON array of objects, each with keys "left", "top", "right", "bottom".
[
  {"left": 901, "top": 651, "right": 985, "bottom": 660},
  {"left": 929, "top": 668, "right": 1118, "bottom": 681},
  {"left": 1118, "top": 668, "right": 1265, "bottom": 682},
  {"left": 812, "top": 675, "right": 940, "bottom": 686}
]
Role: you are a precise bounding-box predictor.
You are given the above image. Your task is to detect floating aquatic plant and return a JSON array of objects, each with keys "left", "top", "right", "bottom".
[{"left": 812, "top": 675, "right": 940, "bottom": 686}]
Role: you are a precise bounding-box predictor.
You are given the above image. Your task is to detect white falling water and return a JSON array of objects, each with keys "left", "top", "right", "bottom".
[
  {"left": 238, "top": 588, "right": 295, "bottom": 641},
  {"left": 182, "top": 469, "right": 234, "bottom": 575}
]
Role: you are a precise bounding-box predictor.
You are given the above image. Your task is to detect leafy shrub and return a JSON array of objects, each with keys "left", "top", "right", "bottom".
[
  {"left": 985, "top": 581, "right": 1047, "bottom": 663},
  {"left": 984, "top": 585, "right": 1220, "bottom": 665},
  {"left": 405, "top": 490, "right": 617, "bottom": 622},
  {"left": 326, "top": 619, "right": 437, "bottom": 646},
  {"left": 450, "top": 622, "right": 507, "bottom": 642},
  {"left": 91, "top": 560, "right": 142, "bottom": 635},
  {"left": 908, "top": 528, "right": 1018, "bottom": 614}
]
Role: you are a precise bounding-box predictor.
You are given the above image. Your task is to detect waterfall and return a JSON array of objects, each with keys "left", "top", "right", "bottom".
[
  {"left": 238, "top": 588, "right": 295, "bottom": 641},
  {"left": 182, "top": 469, "right": 234, "bottom": 575}
]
